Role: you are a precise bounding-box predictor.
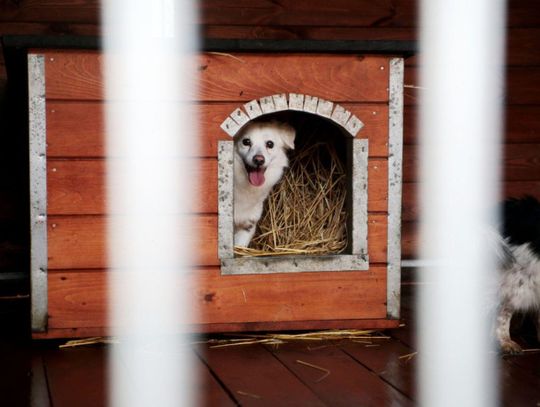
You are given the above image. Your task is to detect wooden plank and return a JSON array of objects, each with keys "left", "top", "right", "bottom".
[
  {"left": 502, "top": 144, "right": 540, "bottom": 181},
  {"left": 0, "top": 22, "right": 99, "bottom": 39},
  {"left": 203, "top": 25, "right": 416, "bottom": 42},
  {"left": 507, "top": 28, "right": 540, "bottom": 67},
  {"left": 506, "top": 0, "right": 540, "bottom": 27},
  {"left": 403, "top": 144, "right": 540, "bottom": 183},
  {"left": 341, "top": 339, "right": 417, "bottom": 401},
  {"left": 194, "top": 342, "right": 326, "bottom": 407},
  {"left": 47, "top": 213, "right": 388, "bottom": 269},
  {"left": 195, "top": 354, "right": 238, "bottom": 407},
  {"left": 47, "top": 214, "right": 214, "bottom": 269},
  {"left": 200, "top": 0, "right": 415, "bottom": 27},
  {"left": 0, "top": 1, "right": 99, "bottom": 23},
  {"left": 34, "top": 318, "right": 401, "bottom": 339},
  {"left": 47, "top": 266, "right": 389, "bottom": 329},
  {"left": 46, "top": 158, "right": 218, "bottom": 215},
  {"left": 506, "top": 353, "right": 540, "bottom": 378},
  {"left": 405, "top": 67, "right": 540, "bottom": 106},
  {"left": 44, "top": 51, "right": 104, "bottom": 100},
  {"left": 43, "top": 347, "right": 106, "bottom": 407},
  {"left": 504, "top": 106, "right": 540, "bottom": 144},
  {"left": 402, "top": 181, "right": 540, "bottom": 223},
  {"left": 33, "top": 327, "right": 108, "bottom": 339},
  {"left": 500, "top": 358, "right": 540, "bottom": 407},
  {"left": 266, "top": 341, "right": 413, "bottom": 406},
  {"left": 46, "top": 101, "right": 390, "bottom": 158},
  {"left": 201, "top": 53, "right": 390, "bottom": 102},
  {"left": 42, "top": 344, "right": 235, "bottom": 407},
  {"left": 44, "top": 51, "right": 390, "bottom": 102},
  {"left": 405, "top": 106, "right": 540, "bottom": 146},
  {"left": 405, "top": 28, "right": 540, "bottom": 67},
  {"left": 403, "top": 103, "right": 540, "bottom": 149},
  {"left": 401, "top": 221, "right": 418, "bottom": 260},
  {"left": 0, "top": 343, "right": 46, "bottom": 406},
  {"left": 4, "top": 0, "right": 540, "bottom": 28},
  {"left": 47, "top": 157, "right": 388, "bottom": 215}
]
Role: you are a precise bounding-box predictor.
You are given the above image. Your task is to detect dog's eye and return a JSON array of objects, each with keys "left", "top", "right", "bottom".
[
  {"left": 266, "top": 141, "right": 274, "bottom": 149},
  {"left": 242, "top": 138, "right": 251, "bottom": 147}
]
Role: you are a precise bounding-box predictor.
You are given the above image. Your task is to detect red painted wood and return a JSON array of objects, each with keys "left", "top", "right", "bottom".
[{"left": 46, "top": 267, "right": 389, "bottom": 329}]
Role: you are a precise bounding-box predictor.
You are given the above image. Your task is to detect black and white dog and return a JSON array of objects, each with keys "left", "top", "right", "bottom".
[{"left": 496, "top": 196, "right": 540, "bottom": 354}]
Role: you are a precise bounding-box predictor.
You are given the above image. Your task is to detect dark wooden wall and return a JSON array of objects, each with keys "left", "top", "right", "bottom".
[{"left": 1, "top": 0, "right": 539, "bottom": 288}]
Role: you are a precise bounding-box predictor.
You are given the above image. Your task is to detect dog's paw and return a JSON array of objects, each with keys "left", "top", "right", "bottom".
[{"left": 500, "top": 340, "right": 523, "bottom": 355}]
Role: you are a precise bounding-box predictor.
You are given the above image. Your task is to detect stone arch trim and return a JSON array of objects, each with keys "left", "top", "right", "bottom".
[{"left": 220, "top": 93, "right": 364, "bottom": 138}]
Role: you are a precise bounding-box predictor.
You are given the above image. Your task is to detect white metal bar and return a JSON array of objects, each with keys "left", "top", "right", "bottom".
[
  {"left": 102, "top": 1, "right": 198, "bottom": 406},
  {"left": 418, "top": 0, "right": 506, "bottom": 405}
]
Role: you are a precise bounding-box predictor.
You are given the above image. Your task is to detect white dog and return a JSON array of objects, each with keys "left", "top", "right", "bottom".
[{"left": 233, "top": 121, "right": 295, "bottom": 247}]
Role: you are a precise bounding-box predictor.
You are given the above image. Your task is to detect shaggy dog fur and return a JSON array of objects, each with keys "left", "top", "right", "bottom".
[
  {"left": 233, "top": 121, "right": 295, "bottom": 248},
  {"left": 496, "top": 196, "right": 540, "bottom": 354}
]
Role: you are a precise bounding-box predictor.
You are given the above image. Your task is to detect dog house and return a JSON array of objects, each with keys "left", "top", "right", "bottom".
[{"left": 3, "top": 37, "right": 414, "bottom": 338}]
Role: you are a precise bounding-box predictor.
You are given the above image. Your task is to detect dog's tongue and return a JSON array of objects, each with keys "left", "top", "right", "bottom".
[{"left": 248, "top": 168, "right": 265, "bottom": 187}]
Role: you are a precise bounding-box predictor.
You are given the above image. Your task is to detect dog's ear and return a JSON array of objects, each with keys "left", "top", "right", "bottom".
[{"left": 278, "top": 123, "right": 296, "bottom": 150}]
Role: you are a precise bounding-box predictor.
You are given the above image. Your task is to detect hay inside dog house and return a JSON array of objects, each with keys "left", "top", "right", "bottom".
[{"left": 4, "top": 37, "right": 414, "bottom": 337}]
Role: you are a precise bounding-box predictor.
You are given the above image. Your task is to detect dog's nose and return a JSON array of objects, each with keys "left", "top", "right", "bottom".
[{"left": 252, "top": 155, "right": 265, "bottom": 167}]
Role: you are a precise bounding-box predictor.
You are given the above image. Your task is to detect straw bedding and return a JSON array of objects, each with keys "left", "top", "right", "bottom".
[{"left": 235, "top": 128, "right": 349, "bottom": 257}]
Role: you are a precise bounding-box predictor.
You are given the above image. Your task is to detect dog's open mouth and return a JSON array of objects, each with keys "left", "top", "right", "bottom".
[{"left": 246, "top": 165, "right": 266, "bottom": 187}]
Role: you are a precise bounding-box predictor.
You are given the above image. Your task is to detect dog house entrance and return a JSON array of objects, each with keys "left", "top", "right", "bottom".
[{"left": 218, "top": 94, "right": 369, "bottom": 275}]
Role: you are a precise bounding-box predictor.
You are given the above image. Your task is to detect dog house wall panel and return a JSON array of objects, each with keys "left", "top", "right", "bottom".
[
  {"left": 25, "top": 44, "right": 407, "bottom": 338},
  {"left": 45, "top": 101, "right": 390, "bottom": 158},
  {"left": 43, "top": 51, "right": 390, "bottom": 102}
]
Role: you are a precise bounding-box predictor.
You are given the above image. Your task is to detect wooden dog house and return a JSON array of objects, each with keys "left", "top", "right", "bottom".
[{"left": 4, "top": 37, "right": 414, "bottom": 338}]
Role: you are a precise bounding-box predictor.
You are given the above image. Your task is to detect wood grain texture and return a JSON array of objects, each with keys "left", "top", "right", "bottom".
[
  {"left": 402, "top": 181, "right": 540, "bottom": 223},
  {"left": 46, "top": 158, "right": 218, "bottom": 214},
  {"left": 44, "top": 51, "right": 390, "bottom": 102},
  {"left": 203, "top": 25, "right": 416, "bottom": 42},
  {"left": 401, "top": 221, "right": 418, "bottom": 260},
  {"left": 33, "top": 318, "right": 401, "bottom": 338},
  {"left": 404, "top": 67, "right": 540, "bottom": 106},
  {"left": 202, "top": 26, "right": 540, "bottom": 67},
  {"left": 47, "top": 213, "right": 388, "bottom": 269},
  {"left": 3, "top": 0, "right": 540, "bottom": 28},
  {"left": 47, "top": 157, "right": 388, "bottom": 215},
  {"left": 42, "top": 343, "right": 234, "bottom": 407},
  {"left": 44, "top": 50, "right": 103, "bottom": 100},
  {"left": 404, "top": 106, "right": 540, "bottom": 146},
  {"left": 0, "top": 0, "right": 99, "bottom": 23},
  {"left": 202, "top": 53, "right": 390, "bottom": 102},
  {"left": 402, "top": 144, "right": 540, "bottom": 183},
  {"left": 195, "top": 343, "right": 327, "bottom": 407},
  {"left": 43, "top": 347, "right": 106, "bottom": 407},
  {"left": 47, "top": 266, "right": 388, "bottom": 328},
  {"left": 46, "top": 101, "right": 390, "bottom": 158},
  {"left": 200, "top": 0, "right": 415, "bottom": 27},
  {"left": 266, "top": 342, "right": 412, "bottom": 406},
  {"left": 195, "top": 356, "right": 238, "bottom": 407},
  {"left": 341, "top": 339, "right": 416, "bottom": 401}
]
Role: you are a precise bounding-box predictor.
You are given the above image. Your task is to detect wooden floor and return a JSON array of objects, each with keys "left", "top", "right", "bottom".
[{"left": 1, "top": 284, "right": 540, "bottom": 406}]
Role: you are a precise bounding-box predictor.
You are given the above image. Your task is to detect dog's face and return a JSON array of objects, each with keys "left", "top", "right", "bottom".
[{"left": 235, "top": 122, "right": 295, "bottom": 187}]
